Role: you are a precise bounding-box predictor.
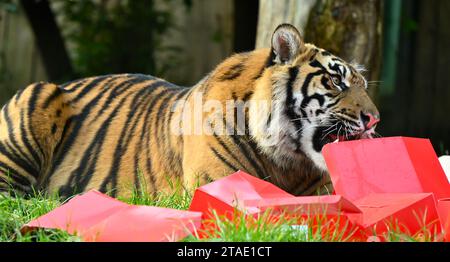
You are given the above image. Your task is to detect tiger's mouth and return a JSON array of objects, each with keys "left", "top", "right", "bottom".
[
  {"left": 314, "top": 124, "right": 372, "bottom": 151},
  {"left": 327, "top": 133, "right": 360, "bottom": 143},
  {"left": 323, "top": 131, "right": 362, "bottom": 145}
]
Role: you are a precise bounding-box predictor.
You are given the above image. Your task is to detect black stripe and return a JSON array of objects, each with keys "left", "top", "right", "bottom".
[
  {"left": 3, "top": 106, "right": 36, "bottom": 167},
  {"left": 227, "top": 126, "right": 268, "bottom": 178},
  {"left": 266, "top": 112, "right": 272, "bottom": 128},
  {"left": 312, "top": 126, "right": 327, "bottom": 153},
  {"left": 134, "top": 88, "right": 175, "bottom": 191},
  {"left": 51, "top": 123, "right": 57, "bottom": 134},
  {"left": 219, "top": 63, "right": 244, "bottom": 81},
  {"left": 69, "top": 75, "right": 112, "bottom": 104},
  {"left": 91, "top": 78, "right": 138, "bottom": 122},
  {"left": 301, "top": 175, "right": 324, "bottom": 195},
  {"left": 266, "top": 49, "right": 276, "bottom": 67},
  {"left": 305, "top": 94, "right": 325, "bottom": 107},
  {"left": 244, "top": 137, "right": 268, "bottom": 180},
  {"left": 253, "top": 65, "right": 267, "bottom": 80},
  {"left": 321, "top": 76, "right": 332, "bottom": 90},
  {"left": 315, "top": 109, "right": 325, "bottom": 116},
  {"left": 0, "top": 141, "right": 37, "bottom": 182},
  {"left": 91, "top": 76, "right": 157, "bottom": 123},
  {"left": 155, "top": 92, "right": 177, "bottom": 176},
  {"left": 26, "top": 85, "right": 46, "bottom": 160},
  {"left": 20, "top": 111, "right": 41, "bottom": 170},
  {"left": 285, "top": 67, "right": 302, "bottom": 131},
  {"left": 0, "top": 161, "right": 32, "bottom": 187},
  {"left": 27, "top": 83, "right": 44, "bottom": 117},
  {"left": 139, "top": 89, "right": 173, "bottom": 193},
  {"left": 14, "top": 85, "right": 29, "bottom": 105},
  {"left": 213, "top": 133, "right": 246, "bottom": 171},
  {"left": 325, "top": 98, "right": 342, "bottom": 109},
  {"left": 331, "top": 57, "right": 344, "bottom": 63},
  {"left": 47, "top": 85, "right": 113, "bottom": 180},
  {"left": 101, "top": 88, "right": 173, "bottom": 196},
  {"left": 141, "top": 88, "right": 175, "bottom": 192},
  {"left": 63, "top": 96, "right": 130, "bottom": 196},
  {"left": 78, "top": 84, "right": 158, "bottom": 194},
  {"left": 210, "top": 146, "right": 239, "bottom": 172},
  {"left": 42, "top": 87, "right": 63, "bottom": 109},
  {"left": 242, "top": 91, "right": 253, "bottom": 102},
  {"left": 200, "top": 172, "right": 213, "bottom": 184},
  {"left": 61, "top": 79, "right": 89, "bottom": 92},
  {"left": 299, "top": 68, "right": 327, "bottom": 119},
  {"left": 163, "top": 88, "right": 190, "bottom": 171}
]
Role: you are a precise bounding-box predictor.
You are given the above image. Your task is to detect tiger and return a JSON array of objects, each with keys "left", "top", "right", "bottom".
[{"left": 0, "top": 24, "right": 380, "bottom": 199}]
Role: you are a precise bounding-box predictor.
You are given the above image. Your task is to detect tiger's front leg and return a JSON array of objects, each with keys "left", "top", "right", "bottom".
[{"left": 181, "top": 136, "right": 239, "bottom": 192}]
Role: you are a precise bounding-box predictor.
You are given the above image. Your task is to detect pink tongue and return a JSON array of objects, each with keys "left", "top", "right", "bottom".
[{"left": 329, "top": 134, "right": 347, "bottom": 142}]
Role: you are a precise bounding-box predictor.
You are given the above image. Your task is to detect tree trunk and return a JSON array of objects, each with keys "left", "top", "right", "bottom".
[
  {"left": 233, "top": 0, "right": 259, "bottom": 53},
  {"left": 256, "top": 0, "right": 383, "bottom": 98},
  {"left": 305, "top": 0, "right": 383, "bottom": 98},
  {"left": 20, "top": 0, "right": 73, "bottom": 82},
  {"left": 256, "top": 0, "right": 317, "bottom": 48}
]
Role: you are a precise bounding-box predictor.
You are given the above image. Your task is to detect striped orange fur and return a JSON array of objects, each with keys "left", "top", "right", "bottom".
[{"left": 0, "top": 24, "right": 379, "bottom": 198}]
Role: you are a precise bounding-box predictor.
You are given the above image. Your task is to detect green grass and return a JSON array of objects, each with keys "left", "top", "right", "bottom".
[
  {"left": 0, "top": 184, "right": 445, "bottom": 242},
  {"left": 0, "top": 192, "right": 80, "bottom": 242}
]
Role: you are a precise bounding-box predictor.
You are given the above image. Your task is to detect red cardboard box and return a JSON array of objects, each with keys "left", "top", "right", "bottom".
[
  {"left": 353, "top": 193, "right": 441, "bottom": 240},
  {"left": 438, "top": 198, "right": 450, "bottom": 241},
  {"left": 189, "top": 171, "right": 363, "bottom": 240},
  {"left": 323, "top": 137, "right": 450, "bottom": 241},
  {"left": 189, "top": 171, "right": 293, "bottom": 219},
  {"left": 23, "top": 191, "right": 202, "bottom": 242},
  {"left": 322, "top": 137, "right": 450, "bottom": 202},
  {"left": 189, "top": 171, "right": 362, "bottom": 218}
]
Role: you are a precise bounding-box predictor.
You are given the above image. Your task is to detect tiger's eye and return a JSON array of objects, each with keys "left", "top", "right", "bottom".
[{"left": 332, "top": 76, "right": 341, "bottom": 86}]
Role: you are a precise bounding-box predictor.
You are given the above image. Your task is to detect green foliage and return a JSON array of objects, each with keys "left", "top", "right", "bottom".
[
  {"left": 54, "top": 0, "right": 176, "bottom": 77},
  {"left": 0, "top": 0, "right": 17, "bottom": 12},
  {"left": 439, "top": 142, "right": 449, "bottom": 155},
  {"left": 0, "top": 191, "right": 80, "bottom": 242},
  {"left": 119, "top": 171, "right": 192, "bottom": 210}
]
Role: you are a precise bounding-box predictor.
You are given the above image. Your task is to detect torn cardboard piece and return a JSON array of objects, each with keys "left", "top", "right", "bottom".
[{"left": 23, "top": 190, "right": 202, "bottom": 242}]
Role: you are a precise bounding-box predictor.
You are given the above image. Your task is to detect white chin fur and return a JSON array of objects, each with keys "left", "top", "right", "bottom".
[
  {"left": 249, "top": 101, "right": 328, "bottom": 171},
  {"left": 299, "top": 125, "right": 328, "bottom": 171}
]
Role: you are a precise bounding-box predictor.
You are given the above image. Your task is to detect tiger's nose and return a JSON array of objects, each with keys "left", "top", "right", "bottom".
[{"left": 360, "top": 111, "right": 380, "bottom": 130}]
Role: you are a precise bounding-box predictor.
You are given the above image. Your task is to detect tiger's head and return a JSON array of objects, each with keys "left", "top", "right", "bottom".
[{"left": 249, "top": 24, "right": 380, "bottom": 171}]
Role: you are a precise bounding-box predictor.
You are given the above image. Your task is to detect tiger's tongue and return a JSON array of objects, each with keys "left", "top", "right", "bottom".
[{"left": 329, "top": 134, "right": 347, "bottom": 143}]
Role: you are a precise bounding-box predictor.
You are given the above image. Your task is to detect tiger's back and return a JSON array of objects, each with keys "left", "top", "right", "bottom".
[{"left": 0, "top": 74, "right": 188, "bottom": 198}]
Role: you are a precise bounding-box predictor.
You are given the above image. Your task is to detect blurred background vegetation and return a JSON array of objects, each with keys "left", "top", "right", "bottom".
[{"left": 0, "top": 0, "right": 449, "bottom": 153}]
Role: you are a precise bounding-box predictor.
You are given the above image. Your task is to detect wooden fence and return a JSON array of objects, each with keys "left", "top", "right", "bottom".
[
  {"left": 0, "top": 0, "right": 47, "bottom": 105},
  {"left": 0, "top": 0, "right": 235, "bottom": 106}
]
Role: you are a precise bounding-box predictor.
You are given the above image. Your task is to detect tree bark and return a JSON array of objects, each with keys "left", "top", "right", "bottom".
[
  {"left": 256, "top": 0, "right": 383, "bottom": 98},
  {"left": 256, "top": 0, "right": 317, "bottom": 48},
  {"left": 20, "top": 0, "right": 73, "bottom": 81},
  {"left": 305, "top": 0, "right": 383, "bottom": 97}
]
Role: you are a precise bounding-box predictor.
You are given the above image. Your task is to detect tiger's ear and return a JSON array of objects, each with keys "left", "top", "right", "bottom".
[{"left": 271, "top": 24, "right": 305, "bottom": 65}]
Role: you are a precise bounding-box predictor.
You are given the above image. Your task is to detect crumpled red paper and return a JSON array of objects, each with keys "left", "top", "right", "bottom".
[
  {"left": 22, "top": 191, "right": 202, "bottom": 242},
  {"left": 352, "top": 193, "right": 441, "bottom": 239},
  {"left": 189, "top": 171, "right": 359, "bottom": 216},
  {"left": 189, "top": 137, "right": 449, "bottom": 241},
  {"left": 323, "top": 137, "right": 450, "bottom": 240},
  {"left": 438, "top": 199, "right": 450, "bottom": 241},
  {"left": 189, "top": 171, "right": 364, "bottom": 240},
  {"left": 322, "top": 137, "right": 450, "bottom": 202},
  {"left": 22, "top": 137, "right": 450, "bottom": 242}
]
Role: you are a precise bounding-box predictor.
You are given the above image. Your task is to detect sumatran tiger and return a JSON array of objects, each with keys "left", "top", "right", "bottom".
[{"left": 0, "top": 24, "right": 380, "bottom": 199}]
